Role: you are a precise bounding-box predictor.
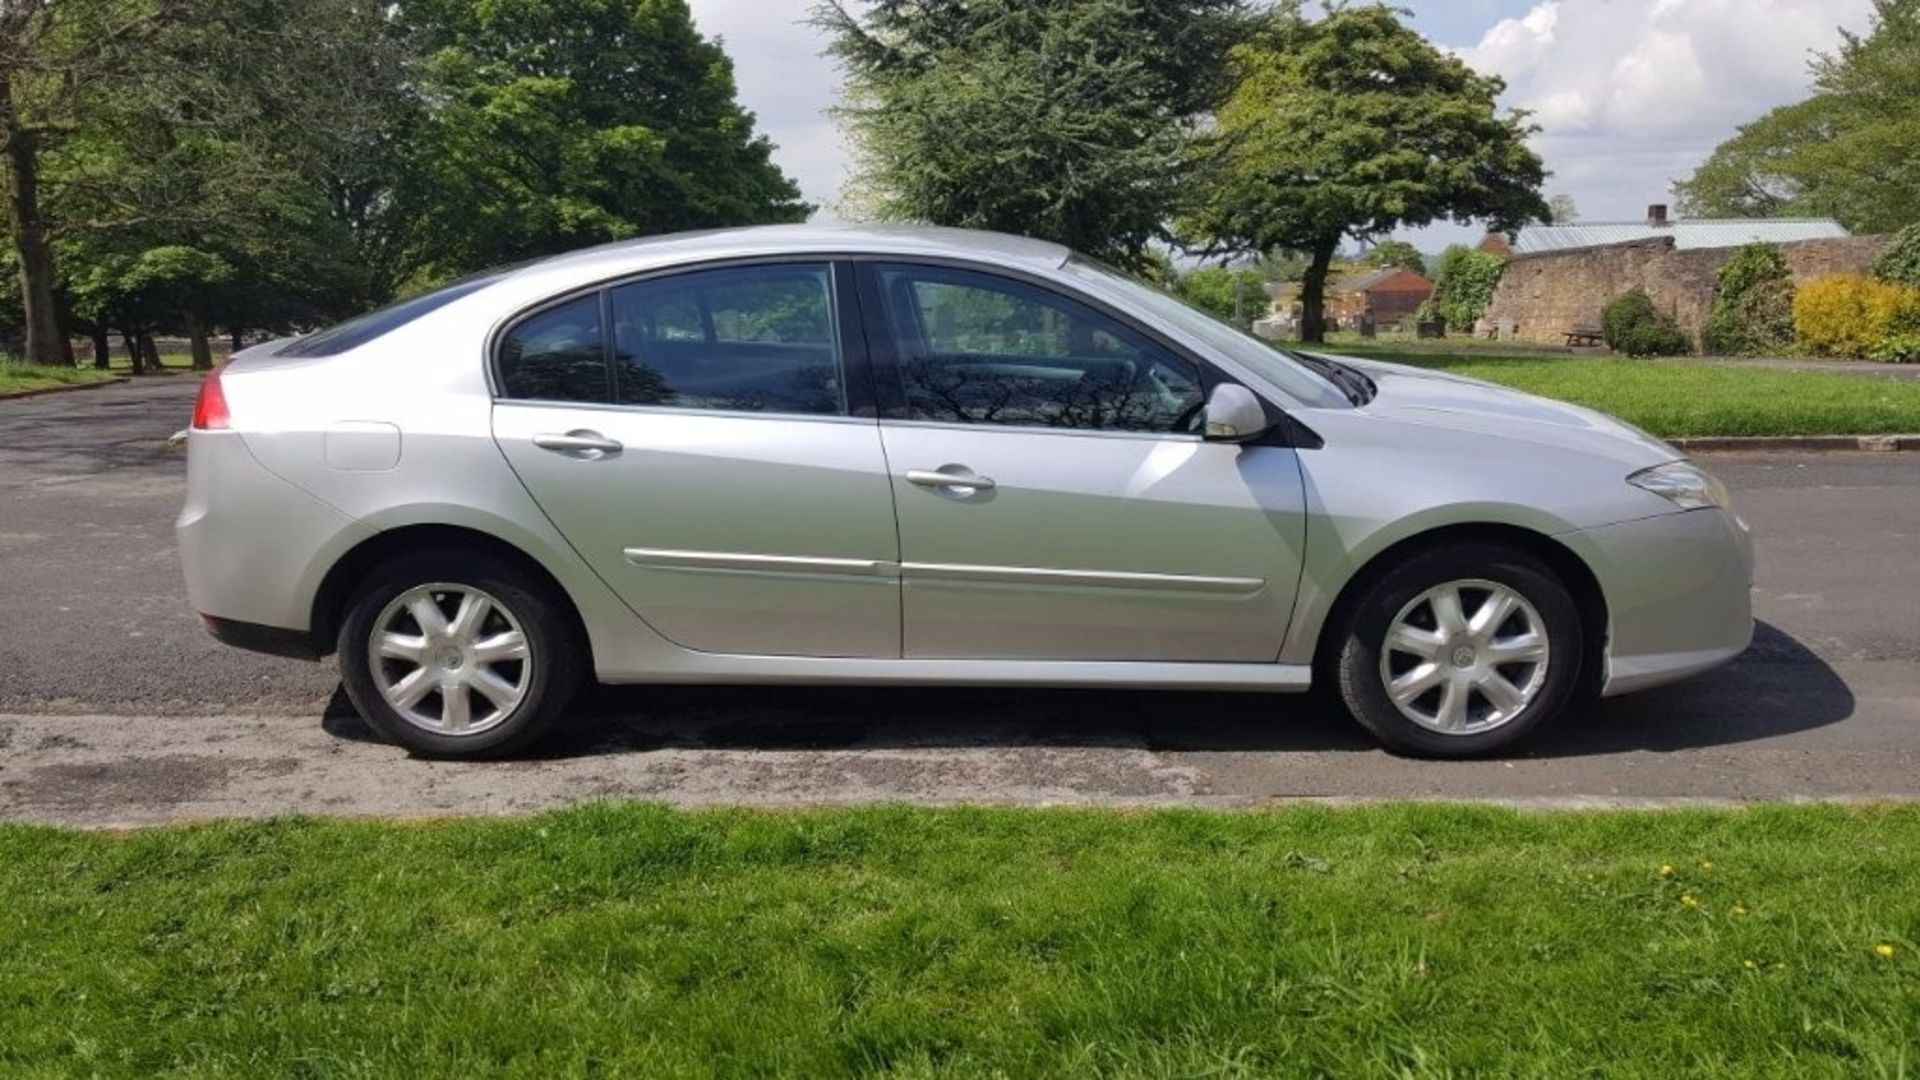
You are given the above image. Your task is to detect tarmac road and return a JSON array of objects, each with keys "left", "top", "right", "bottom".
[{"left": 3, "top": 377, "right": 1918, "bottom": 825}]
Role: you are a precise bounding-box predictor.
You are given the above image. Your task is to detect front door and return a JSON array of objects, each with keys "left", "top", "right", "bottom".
[
  {"left": 492, "top": 262, "right": 901, "bottom": 658},
  {"left": 861, "top": 262, "right": 1307, "bottom": 662}
]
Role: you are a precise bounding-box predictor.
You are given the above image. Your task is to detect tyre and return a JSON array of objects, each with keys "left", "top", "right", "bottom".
[
  {"left": 337, "top": 549, "right": 583, "bottom": 758},
  {"left": 1333, "top": 544, "right": 1583, "bottom": 758}
]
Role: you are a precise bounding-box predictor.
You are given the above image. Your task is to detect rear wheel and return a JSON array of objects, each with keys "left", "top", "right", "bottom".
[
  {"left": 337, "top": 550, "right": 582, "bottom": 758},
  {"left": 1334, "top": 544, "right": 1583, "bottom": 758}
]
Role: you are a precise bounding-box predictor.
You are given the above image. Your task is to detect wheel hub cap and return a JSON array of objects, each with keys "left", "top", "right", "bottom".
[
  {"left": 369, "top": 584, "right": 532, "bottom": 737},
  {"left": 1378, "top": 579, "right": 1551, "bottom": 736}
]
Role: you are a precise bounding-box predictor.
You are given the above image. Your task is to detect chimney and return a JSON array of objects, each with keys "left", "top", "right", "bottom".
[{"left": 1648, "top": 204, "right": 1671, "bottom": 227}]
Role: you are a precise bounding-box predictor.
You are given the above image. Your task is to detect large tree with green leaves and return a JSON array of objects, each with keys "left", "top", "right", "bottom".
[
  {"left": 816, "top": 0, "right": 1250, "bottom": 271},
  {"left": 0, "top": 0, "right": 193, "bottom": 365},
  {"left": 1182, "top": 4, "right": 1546, "bottom": 342},
  {"left": 393, "top": 0, "right": 809, "bottom": 284},
  {"left": 1675, "top": 0, "right": 1919, "bottom": 234},
  {"left": 41, "top": 0, "right": 398, "bottom": 370}
]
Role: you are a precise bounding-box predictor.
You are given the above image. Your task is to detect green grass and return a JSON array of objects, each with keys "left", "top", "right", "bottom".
[
  {"left": 0, "top": 362, "right": 119, "bottom": 395},
  {"left": 1337, "top": 347, "right": 1920, "bottom": 437},
  {"left": 4, "top": 803, "right": 1918, "bottom": 1077}
]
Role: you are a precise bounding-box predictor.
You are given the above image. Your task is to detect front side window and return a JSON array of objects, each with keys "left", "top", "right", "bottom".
[
  {"left": 608, "top": 264, "right": 844, "bottom": 415},
  {"left": 875, "top": 264, "right": 1205, "bottom": 433},
  {"left": 496, "top": 294, "right": 607, "bottom": 403}
]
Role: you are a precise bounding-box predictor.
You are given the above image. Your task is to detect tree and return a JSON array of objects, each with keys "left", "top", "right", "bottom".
[
  {"left": 0, "top": 0, "right": 191, "bottom": 365},
  {"left": 1360, "top": 239, "right": 1427, "bottom": 276},
  {"left": 816, "top": 0, "right": 1252, "bottom": 271},
  {"left": 37, "top": 0, "right": 386, "bottom": 369},
  {"left": 1183, "top": 5, "right": 1546, "bottom": 342},
  {"left": 1546, "top": 193, "right": 1578, "bottom": 224},
  {"left": 394, "top": 0, "right": 809, "bottom": 283},
  {"left": 1674, "top": 0, "right": 1920, "bottom": 234}
]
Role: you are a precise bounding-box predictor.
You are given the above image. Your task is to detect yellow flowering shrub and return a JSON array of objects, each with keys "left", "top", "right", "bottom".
[{"left": 1793, "top": 274, "right": 1920, "bottom": 359}]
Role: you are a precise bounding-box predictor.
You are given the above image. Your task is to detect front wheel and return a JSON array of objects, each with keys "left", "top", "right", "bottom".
[
  {"left": 337, "top": 550, "right": 582, "bottom": 758},
  {"left": 1333, "top": 544, "right": 1584, "bottom": 758}
]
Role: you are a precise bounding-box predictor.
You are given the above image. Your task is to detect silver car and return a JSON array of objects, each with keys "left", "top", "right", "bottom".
[{"left": 178, "top": 225, "right": 1752, "bottom": 759}]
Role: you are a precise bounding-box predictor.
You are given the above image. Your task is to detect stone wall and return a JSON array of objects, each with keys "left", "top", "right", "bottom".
[{"left": 1480, "top": 235, "right": 1889, "bottom": 351}]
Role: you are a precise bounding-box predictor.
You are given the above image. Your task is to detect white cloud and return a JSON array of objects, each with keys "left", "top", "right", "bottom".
[
  {"left": 1456, "top": 0, "right": 1875, "bottom": 222},
  {"left": 685, "top": 0, "right": 847, "bottom": 219}
]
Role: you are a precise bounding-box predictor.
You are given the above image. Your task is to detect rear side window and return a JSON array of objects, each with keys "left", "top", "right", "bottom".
[
  {"left": 496, "top": 295, "right": 608, "bottom": 403},
  {"left": 607, "top": 264, "right": 843, "bottom": 415},
  {"left": 279, "top": 270, "right": 511, "bottom": 359}
]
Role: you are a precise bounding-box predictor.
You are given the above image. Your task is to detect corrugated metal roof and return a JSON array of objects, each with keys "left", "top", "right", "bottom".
[{"left": 1511, "top": 218, "right": 1848, "bottom": 255}]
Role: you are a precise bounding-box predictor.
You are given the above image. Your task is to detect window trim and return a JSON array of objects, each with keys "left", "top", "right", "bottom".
[
  {"left": 487, "top": 256, "right": 879, "bottom": 420},
  {"left": 851, "top": 258, "right": 1244, "bottom": 439}
]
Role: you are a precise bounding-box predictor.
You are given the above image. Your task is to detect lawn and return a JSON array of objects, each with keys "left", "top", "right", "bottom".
[
  {"left": 4, "top": 803, "right": 1917, "bottom": 1077},
  {"left": 0, "top": 362, "right": 120, "bottom": 395},
  {"left": 1331, "top": 346, "right": 1920, "bottom": 437}
]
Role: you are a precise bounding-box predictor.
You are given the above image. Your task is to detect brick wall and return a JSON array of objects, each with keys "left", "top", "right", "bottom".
[{"left": 1481, "top": 235, "right": 1890, "bottom": 351}]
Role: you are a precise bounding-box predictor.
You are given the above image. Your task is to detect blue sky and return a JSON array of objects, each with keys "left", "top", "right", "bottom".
[{"left": 685, "top": 0, "right": 1880, "bottom": 252}]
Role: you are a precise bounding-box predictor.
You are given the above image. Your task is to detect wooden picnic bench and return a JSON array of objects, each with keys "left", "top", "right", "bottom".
[{"left": 1564, "top": 325, "right": 1605, "bottom": 347}]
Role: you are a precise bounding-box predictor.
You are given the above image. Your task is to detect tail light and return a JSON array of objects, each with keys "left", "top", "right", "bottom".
[{"left": 191, "top": 367, "right": 230, "bottom": 430}]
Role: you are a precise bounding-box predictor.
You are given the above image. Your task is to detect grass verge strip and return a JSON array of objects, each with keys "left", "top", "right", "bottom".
[{"left": 4, "top": 803, "right": 1917, "bottom": 1076}]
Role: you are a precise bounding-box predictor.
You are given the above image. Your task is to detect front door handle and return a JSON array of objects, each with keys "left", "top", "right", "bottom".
[
  {"left": 533, "top": 430, "right": 623, "bottom": 459},
  {"left": 906, "top": 467, "right": 996, "bottom": 493}
]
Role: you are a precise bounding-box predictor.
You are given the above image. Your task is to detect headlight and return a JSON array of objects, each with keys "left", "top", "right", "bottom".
[{"left": 1628, "top": 461, "right": 1731, "bottom": 511}]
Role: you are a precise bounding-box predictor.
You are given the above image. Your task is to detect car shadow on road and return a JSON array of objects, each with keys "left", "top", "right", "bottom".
[{"left": 320, "top": 621, "right": 1852, "bottom": 761}]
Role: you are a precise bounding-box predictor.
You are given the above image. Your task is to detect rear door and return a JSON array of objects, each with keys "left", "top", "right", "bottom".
[
  {"left": 491, "top": 261, "right": 902, "bottom": 658},
  {"left": 860, "top": 261, "right": 1308, "bottom": 662}
]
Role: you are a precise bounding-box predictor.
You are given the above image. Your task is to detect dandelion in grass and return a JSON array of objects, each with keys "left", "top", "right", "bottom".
[
  {"left": 1681, "top": 893, "right": 1700, "bottom": 909},
  {"left": 1732, "top": 905, "right": 1748, "bottom": 916},
  {"left": 1658, "top": 864, "right": 1674, "bottom": 878},
  {"left": 1875, "top": 943, "right": 1896, "bottom": 959},
  {"left": 1699, "top": 861, "right": 1713, "bottom": 871},
  {"left": 1743, "top": 960, "right": 1757, "bottom": 970}
]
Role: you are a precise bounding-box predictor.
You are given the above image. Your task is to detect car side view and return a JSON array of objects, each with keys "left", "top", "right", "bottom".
[{"left": 177, "top": 224, "right": 1754, "bottom": 759}]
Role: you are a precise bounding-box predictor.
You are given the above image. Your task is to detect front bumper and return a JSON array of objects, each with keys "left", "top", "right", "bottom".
[{"left": 1562, "top": 506, "right": 1755, "bottom": 696}]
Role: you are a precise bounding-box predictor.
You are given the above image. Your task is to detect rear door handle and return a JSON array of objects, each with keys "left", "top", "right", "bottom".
[
  {"left": 533, "top": 430, "right": 623, "bottom": 459},
  {"left": 906, "top": 467, "right": 995, "bottom": 492}
]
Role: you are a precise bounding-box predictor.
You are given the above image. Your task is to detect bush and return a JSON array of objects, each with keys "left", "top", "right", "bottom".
[
  {"left": 1601, "top": 289, "right": 1690, "bottom": 356},
  {"left": 1173, "top": 265, "right": 1267, "bottom": 322},
  {"left": 1868, "top": 334, "right": 1920, "bottom": 364},
  {"left": 1701, "top": 243, "right": 1795, "bottom": 356},
  {"left": 1793, "top": 274, "right": 1920, "bottom": 359},
  {"left": 1872, "top": 224, "right": 1920, "bottom": 287},
  {"left": 1432, "top": 246, "right": 1506, "bottom": 332}
]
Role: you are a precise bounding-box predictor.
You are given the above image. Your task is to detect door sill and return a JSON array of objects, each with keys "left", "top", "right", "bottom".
[{"left": 608, "top": 655, "right": 1312, "bottom": 691}]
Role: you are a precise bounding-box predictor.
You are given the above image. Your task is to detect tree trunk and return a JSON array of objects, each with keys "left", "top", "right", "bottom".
[
  {"left": 1298, "top": 239, "right": 1338, "bottom": 344},
  {"left": 140, "top": 333, "right": 162, "bottom": 371},
  {"left": 123, "top": 329, "right": 146, "bottom": 376},
  {"left": 90, "top": 325, "right": 111, "bottom": 369},
  {"left": 0, "top": 76, "right": 66, "bottom": 366},
  {"left": 187, "top": 313, "right": 213, "bottom": 371},
  {"left": 228, "top": 328, "right": 243, "bottom": 356}
]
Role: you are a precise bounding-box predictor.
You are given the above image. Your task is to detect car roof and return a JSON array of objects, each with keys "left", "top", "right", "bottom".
[{"left": 502, "top": 223, "right": 1073, "bottom": 290}]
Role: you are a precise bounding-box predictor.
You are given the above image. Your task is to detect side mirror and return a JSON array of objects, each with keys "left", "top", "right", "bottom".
[{"left": 1203, "top": 382, "right": 1270, "bottom": 442}]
